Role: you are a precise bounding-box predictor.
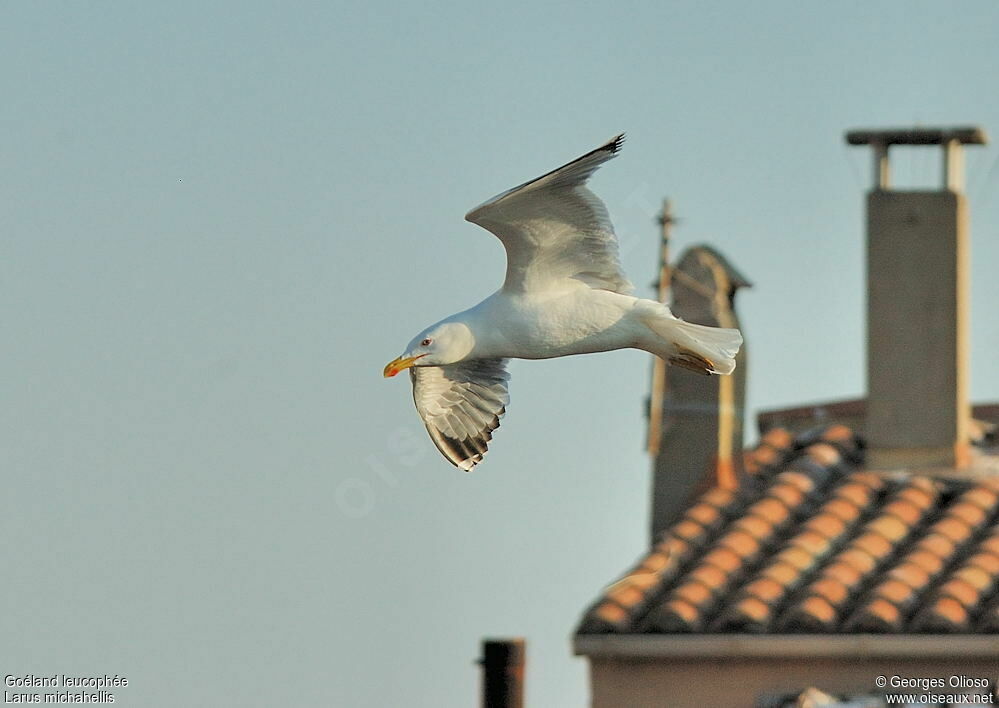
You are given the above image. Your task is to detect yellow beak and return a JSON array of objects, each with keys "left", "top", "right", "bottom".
[{"left": 383, "top": 354, "right": 426, "bottom": 378}]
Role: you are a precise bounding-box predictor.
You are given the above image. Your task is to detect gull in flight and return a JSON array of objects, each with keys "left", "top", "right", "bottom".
[{"left": 384, "top": 135, "right": 743, "bottom": 471}]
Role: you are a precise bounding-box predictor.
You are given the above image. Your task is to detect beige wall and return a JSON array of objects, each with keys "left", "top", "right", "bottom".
[{"left": 589, "top": 657, "right": 998, "bottom": 708}]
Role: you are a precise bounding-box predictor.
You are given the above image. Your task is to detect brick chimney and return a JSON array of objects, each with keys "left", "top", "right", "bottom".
[{"left": 846, "top": 126, "right": 988, "bottom": 471}]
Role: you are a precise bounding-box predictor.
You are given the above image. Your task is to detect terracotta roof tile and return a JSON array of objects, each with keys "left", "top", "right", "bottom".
[
  {"left": 732, "top": 596, "right": 770, "bottom": 623},
  {"left": 880, "top": 498, "right": 924, "bottom": 526},
  {"left": 904, "top": 548, "right": 947, "bottom": 577},
  {"left": 823, "top": 498, "right": 864, "bottom": 524},
  {"left": 684, "top": 502, "right": 727, "bottom": 531},
  {"left": 645, "top": 598, "right": 703, "bottom": 632},
  {"left": 606, "top": 584, "right": 645, "bottom": 608},
  {"left": 894, "top": 481, "right": 938, "bottom": 511},
  {"left": 979, "top": 531, "right": 999, "bottom": 556},
  {"left": 672, "top": 581, "right": 715, "bottom": 608},
  {"left": 804, "top": 442, "right": 842, "bottom": 468},
  {"left": 914, "top": 533, "right": 957, "bottom": 559},
  {"left": 912, "top": 596, "right": 970, "bottom": 632},
  {"left": 717, "top": 529, "right": 763, "bottom": 558},
  {"left": 742, "top": 577, "right": 786, "bottom": 603},
  {"left": 834, "top": 548, "right": 879, "bottom": 575},
  {"left": 820, "top": 424, "right": 856, "bottom": 450},
  {"left": 578, "top": 425, "right": 999, "bottom": 636},
  {"left": 746, "top": 497, "right": 792, "bottom": 526},
  {"left": 687, "top": 564, "right": 728, "bottom": 592},
  {"left": 778, "top": 468, "right": 823, "bottom": 494},
  {"left": 744, "top": 429, "right": 796, "bottom": 476},
  {"left": 744, "top": 446, "right": 780, "bottom": 475},
  {"left": 761, "top": 427, "right": 794, "bottom": 452},
  {"left": 852, "top": 532, "right": 894, "bottom": 560},
  {"left": 792, "top": 529, "right": 833, "bottom": 556},
  {"left": 801, "top": 514, "right": 848, "bottom": 540},
  {"left": 931, "top": 516, "right": 975, "bottom": 545},
  {"left": 821, "top": 561, "right": 864, "bottom": 590},
  {"left": 948, "top": 501, "right": 989, "bottom": 529},
  {"left": 638, "top": 551, "right": 670, "bottom": 573},
  {"left": 767, "top": 482, "right": 807, "bottom": 509},
  {"left": 700, "top": 546, "right": 744, "bottom": 574},
  {"left": 713, "top": 596, "right": 774, "bottom": 632},
  {"left": 963, "top": 486, "right": 999, "bottom": 511},
  {"left": 592, "top": 602, "right": 628, "bottom": 625},
  {"left": 774, "top": 545, "right": 816, "bottom": 572},
  {"left": 759, "top": 561, "right": 801, "bottom": 586},
  {"left": 865, "top": 515, "right": 909, "bottom": 543},
  {"left": 967, "top": 550, "right": 999, "bottom": 576},
  {"left": 937, "top": 578, "right": 980, "bottom": 606},
  {"left": 846, "top": 597, "right": 903, "bottom": 632},
  {"left": 671, "top": 519, "right": 710, "bottom": 547},
  {"left": 886, "top": 561, "right": 931, "bottom": 589},
  {"left": 809, "top": 577, "right": 850, "bottom": 606},
  {"left": 871, "top": 578, "right": 917, "bottom": 608},
  {"left": 700, "top": 486, "right": 738, "bottom": 506},
  {"left": 867, "top": 598, "right": 902, "bottom": 625},
  {"left": 832, "top": 481, "right": 878, "bottom": 509},
  {"left": 730, "top": 515, "right": 774, "bottom": 540},
  {"left": 658, "top": 535, "right": 694, "bottom": 562},
  {"left": 780, "top": 595, "right": 838, "bottom": 632}
]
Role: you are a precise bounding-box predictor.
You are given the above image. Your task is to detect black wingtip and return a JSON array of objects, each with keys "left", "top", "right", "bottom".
[{"left": 607, "top": 133, "right": 625, "bottom": 154}]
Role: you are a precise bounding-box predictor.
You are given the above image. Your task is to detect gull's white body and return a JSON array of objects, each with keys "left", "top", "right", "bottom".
[
  {"left": 385, "top": 135, "right": 743, "bottom": 471},
  {"left": 435, "top": 287, "right": 687, "bottom": 361}
]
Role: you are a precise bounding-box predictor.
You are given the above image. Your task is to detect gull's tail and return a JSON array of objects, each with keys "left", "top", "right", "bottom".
[{"left": 639, "top": 303, "right": 743, "bottom": 376}]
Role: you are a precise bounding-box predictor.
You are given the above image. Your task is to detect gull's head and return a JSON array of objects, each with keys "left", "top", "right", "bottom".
[{"left": 383, "top": 322, "right": 474, "bottom": 378}]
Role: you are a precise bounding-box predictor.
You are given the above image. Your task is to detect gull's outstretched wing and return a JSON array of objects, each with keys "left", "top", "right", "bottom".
[
  {"left": 464, "top": 134, "right": 632, "bottom": 295},
  {"left": 410, "top": 359, "right": 510, "bottom": 471}
]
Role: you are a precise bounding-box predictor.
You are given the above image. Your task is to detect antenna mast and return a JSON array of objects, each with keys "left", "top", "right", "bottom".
[{"left": 646, "top": 199, "right": 674, "bottom": 455}]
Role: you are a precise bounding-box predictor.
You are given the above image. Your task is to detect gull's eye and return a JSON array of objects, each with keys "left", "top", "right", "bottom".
[{"left": 420, "top": 338, "right": 432, "bottom": 347}]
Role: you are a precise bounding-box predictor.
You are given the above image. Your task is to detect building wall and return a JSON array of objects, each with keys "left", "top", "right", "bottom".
[{"left": 589, "top": 657, "right": 997, "bottom": 708}]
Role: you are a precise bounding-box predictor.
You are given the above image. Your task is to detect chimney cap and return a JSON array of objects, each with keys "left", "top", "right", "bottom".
[{"left": 846, "top": 126, "right": 988, "bottom": 146}]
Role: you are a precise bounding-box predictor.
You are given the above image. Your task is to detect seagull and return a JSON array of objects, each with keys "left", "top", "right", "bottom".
[{"left": 384, "top": 135, "right": 743, "bottom": 471}]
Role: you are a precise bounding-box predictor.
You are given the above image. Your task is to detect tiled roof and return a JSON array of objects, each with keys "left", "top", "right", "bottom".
[{"left": 578, "top": 425, "right": 999, "bottom": 635}]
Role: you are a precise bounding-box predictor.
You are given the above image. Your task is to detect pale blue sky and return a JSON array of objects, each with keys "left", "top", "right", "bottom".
[{"left": 3, "top": 2, "right": 998, "bottom": 707}]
